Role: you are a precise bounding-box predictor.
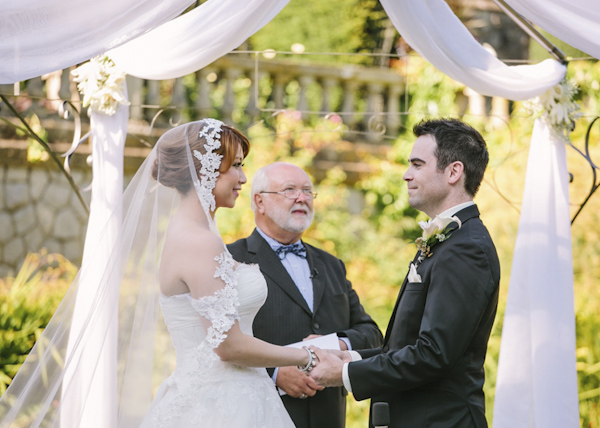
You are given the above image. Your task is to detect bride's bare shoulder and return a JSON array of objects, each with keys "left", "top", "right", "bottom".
[
  {"left": 159, "top": 220, "right": 225, "bottom": 294},
  {"left": 166, "top": 221, "right": 222, "bottom": 257}
]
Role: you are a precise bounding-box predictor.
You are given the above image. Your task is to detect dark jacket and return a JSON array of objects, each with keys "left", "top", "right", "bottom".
[
  {"left": 349, "top": 205, "right": 500, "bottom": 428},
  {"left": 228, "top": 228, "right": 383, "bottom": 428}
]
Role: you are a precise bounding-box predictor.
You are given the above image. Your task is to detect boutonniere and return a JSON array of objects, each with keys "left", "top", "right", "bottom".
[{"left": 414, "top": 215, "right": 461, "bottom": 263}]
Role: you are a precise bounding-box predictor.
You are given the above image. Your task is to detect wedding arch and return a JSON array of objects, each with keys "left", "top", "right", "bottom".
[{"left": 1, "top": 0, "right": 599, "bottom": 427}]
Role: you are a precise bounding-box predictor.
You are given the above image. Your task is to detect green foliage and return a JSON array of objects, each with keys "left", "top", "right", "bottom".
[
  {"left": 0, "top": 251, "right": 75, "bottom": 393},
  {"left": 396, "top": 56, "right": 464, "bottom": 126},
  {"left": 3, "top": 56, "right": 600, "bottom": 426},
  {"left": 529, "top": 30, "right": 590, "bottom": 62},
  {"left": 14, "top": 114, "right": 49, "bottom": 163},
  {"left": 249, "top": 0, "right": 391, "bottom": 65},
  {"left": 218, "top": 58, "right": 600, "bottom": 427}
]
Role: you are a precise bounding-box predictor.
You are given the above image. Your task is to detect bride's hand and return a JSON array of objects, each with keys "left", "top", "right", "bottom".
[
  {"left": 307, "top": 346, "right": 345, "bottom": 388},
  {"left": 297, "top": 346, "right": 318, "bottom": 374}
]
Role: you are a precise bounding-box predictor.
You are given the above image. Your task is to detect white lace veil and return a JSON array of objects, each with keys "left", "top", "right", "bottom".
[{"left": 0, "top": 119, "right": 240, "bottom": 427}]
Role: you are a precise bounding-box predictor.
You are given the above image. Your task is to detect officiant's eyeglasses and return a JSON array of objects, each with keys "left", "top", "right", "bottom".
[{"left": 260, "top": 189, "right": 318, "bottom": 200}]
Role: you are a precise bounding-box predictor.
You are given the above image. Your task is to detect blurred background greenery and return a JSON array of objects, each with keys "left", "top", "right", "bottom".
[
  {"left": 1, "top": 0, "right": 599, "bottom": 425},
  {"left": 2, "top": 57, "right": 599, "bottom": 426}
]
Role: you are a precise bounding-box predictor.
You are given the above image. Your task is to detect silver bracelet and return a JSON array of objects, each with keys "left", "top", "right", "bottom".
[{"left": 297, "top": 347, "right": 317, "bottom": 373}]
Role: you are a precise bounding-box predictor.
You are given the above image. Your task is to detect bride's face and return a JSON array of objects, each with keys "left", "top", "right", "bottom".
[{"left": 213, "top": 145, "right": 247, "bottom": 209}]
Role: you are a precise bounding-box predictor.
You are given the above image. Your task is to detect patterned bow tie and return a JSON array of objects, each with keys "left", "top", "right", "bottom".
[{"left": 275, "top": 243, "right": 307, "bottom": 259}]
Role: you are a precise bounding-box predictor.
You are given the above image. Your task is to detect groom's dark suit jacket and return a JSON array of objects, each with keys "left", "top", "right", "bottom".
[
  {"left": 228, "top": 229, "right": 383, "bottom": 428},
  {"left": 349, "top": 204, "right": 500, "bottom": 428}
]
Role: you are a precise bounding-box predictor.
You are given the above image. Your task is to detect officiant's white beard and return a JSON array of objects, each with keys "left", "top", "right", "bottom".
[{"left": 270, "top": 203, "right": 314, "bottom": 233}]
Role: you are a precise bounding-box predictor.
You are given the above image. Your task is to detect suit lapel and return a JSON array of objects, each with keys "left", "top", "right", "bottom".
[
  {"left": 306, "top": 246, "right": 326, "bottom": 314},
  {"left": 247, "top": 229, "right": 312, "bottom": 315},
  {"left": 383, "top": 204, "right": 481, "bottom": 345},
  {"left": 383, "top": 252, "right": 419, "bottom": 346},
  {"left": 455, "top": 203, "right": 480, "bottom": 225}
]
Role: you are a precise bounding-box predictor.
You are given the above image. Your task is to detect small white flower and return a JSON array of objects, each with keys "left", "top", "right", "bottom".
[
  {"left": 71, "top": 55, "right": 130, "bottom": 116},
  {"left": 414, "top": 215, "right": 461, "bottom": 259},
  {"left": 420, "top": 215, "right": 461, "bottom": 240},
  {"left": 525, "top": 79, "right": 581, "bottom": 140}
]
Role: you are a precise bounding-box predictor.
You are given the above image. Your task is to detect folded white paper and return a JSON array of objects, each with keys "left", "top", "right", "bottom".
[{"left": 285, "top": 332, "right": 341, "bottom": 351}]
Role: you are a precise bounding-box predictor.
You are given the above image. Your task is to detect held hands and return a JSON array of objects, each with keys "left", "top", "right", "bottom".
[
  {"left": 294, "top": 334, "right": 350, "bottom": 390},
  {"left": 306, "top": 346, "right": 347, "bottom": 388},
  {"left": 277, "top": 366, "right": 324, "bottom": 399}
]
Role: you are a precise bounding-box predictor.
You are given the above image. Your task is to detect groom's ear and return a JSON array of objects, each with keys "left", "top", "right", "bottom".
[{"left": 446, "top": 161, "right": 464, "bottom": 185}]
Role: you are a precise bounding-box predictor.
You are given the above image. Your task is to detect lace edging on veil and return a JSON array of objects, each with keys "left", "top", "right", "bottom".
[{"left": 0, "top": 119, "right": 241, "bottom": 428}]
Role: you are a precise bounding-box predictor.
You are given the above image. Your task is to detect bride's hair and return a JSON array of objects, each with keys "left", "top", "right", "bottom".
[{"left": 151, "top": 120, "right": 250, "bottom": 194}]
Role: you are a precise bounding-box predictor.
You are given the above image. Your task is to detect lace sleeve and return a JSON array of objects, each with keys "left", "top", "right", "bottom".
[{"left": 186, "top": 252, "right": 240, "bottom": 349}]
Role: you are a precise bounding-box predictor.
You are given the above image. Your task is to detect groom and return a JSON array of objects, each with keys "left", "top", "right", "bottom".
[{"left": 310, "top": 118, "right": 501, "bottom": 428}]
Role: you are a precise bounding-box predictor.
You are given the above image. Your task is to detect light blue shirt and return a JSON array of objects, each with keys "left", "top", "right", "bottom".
[
  {"left": 257, "top": 227, "right": 314, "bottom": 312},
  {"left": 256, "top": 227, "right": 351, "bottom": 393}
]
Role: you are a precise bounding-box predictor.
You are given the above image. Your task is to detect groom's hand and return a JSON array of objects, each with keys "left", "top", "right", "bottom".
[
  {"left": 309, "top": 347, "right": 344, "bottom": 388},
  {"left": 276, "top": 366, "right": 324, "bottom": 399}
]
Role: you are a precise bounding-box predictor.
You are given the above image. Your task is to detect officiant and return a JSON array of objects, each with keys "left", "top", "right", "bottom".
[{"left": 228, "top": 162, "right": 383, "bottom": 428}]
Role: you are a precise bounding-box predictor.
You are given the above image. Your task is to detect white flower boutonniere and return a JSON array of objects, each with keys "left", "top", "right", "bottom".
[
  {"left": 414, "top": 215, "right": 461, "bottom": 262},
  {"left": 71, "top": 55, "right": 130, "bottom": 116}
]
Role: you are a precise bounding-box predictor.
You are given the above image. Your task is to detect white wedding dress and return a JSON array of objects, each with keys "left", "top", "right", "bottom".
[{"left": 140, "top": 261, "right": 295, "bottom": 428}]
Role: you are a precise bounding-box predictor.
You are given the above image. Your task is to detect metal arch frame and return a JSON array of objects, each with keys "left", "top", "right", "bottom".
[
  {"left": 490, "top": 0, "right": 568, "bottom": 65},
  {"left": 568, "top": 117, "right": 600, "bottom": 224}
]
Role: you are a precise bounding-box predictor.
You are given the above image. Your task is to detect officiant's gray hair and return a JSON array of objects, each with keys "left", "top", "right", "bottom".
[
  {"left": 250, "top": 162, "right": 312, "bottom": 212},
  {"left": 413, "top": 118, "right": 488, "bottom": 197}
]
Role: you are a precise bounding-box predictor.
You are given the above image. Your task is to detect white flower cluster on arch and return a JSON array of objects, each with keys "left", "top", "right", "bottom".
[{"left": 2, "top": 0, "right": 598, "bottom": 427}]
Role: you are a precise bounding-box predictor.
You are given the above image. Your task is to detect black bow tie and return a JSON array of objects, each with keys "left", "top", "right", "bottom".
[{"left": 275, "top": 243, "right": 307, "bottom": 259}]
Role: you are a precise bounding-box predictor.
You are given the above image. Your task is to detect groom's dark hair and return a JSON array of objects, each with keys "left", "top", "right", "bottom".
[{"left": 413, "top": 118, "right": 489, "bottom": 197}]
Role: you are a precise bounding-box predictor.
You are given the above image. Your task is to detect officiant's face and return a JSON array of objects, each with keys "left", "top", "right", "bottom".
[
  {"left": 403, "top": 134, "right": 448, "bottom": 217},
  {"left": 262, "top": 164, "right": 314, "bottom": 235}
]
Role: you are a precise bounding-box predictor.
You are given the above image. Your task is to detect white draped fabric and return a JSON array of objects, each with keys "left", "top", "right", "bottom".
[
  {"left": 0, "top": 0, "right": 595, "bottom": 426},
  {"left": 0, "top": 0, "right": 193, "bottom": 83},
  {"left": 504, "top": 0, "right": 600, "bottom": 60},
  {"left": 378, "top": 0, "right": 567, "bottom": 100},
  {"left": 375, "top": 2, "right": 580, "bottom": 426},
  {"left": 108, "top": 0, "right": 291, "bottom": 79},
  {"left": 493, "top": 120, "right": 579, "bottom": 428},
  {"left": 60, "top": 106, "right": 129, "bottom": 428}
]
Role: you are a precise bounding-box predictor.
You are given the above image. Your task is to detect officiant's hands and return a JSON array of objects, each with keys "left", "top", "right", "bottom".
[
  {"left": 276, "top": 366, "right": 324, "bottom": 399},
  {"left": 308, "top": 347, "right": 346, "bottom": 388}
]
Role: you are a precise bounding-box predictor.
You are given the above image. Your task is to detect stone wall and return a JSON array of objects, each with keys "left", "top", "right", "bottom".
[
  {"left": 0, "top": 141, "right": 93, "bottom": 276},
  {"left": 0, "top": 134, "right": 150, "bottom": 277}
]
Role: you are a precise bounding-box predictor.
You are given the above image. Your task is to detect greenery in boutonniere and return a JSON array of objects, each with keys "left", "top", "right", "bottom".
[{"left": 414, "top": 215, "right": 461, "bottom": 261}]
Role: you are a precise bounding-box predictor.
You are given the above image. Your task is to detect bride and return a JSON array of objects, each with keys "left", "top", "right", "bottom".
[
  {"left": 140, "top": 119, "right": 316, "bottom": 427},
  {"left": 0, "top": 119, "right": 316, "bottom": 427}
]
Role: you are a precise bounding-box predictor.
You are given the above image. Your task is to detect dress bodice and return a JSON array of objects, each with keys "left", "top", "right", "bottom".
[
  {"left": 159, "top": 263, "right": 266, "bottom": 359},
  {"left": 141, "top": 261, "right": 294, "bottom": 427}
]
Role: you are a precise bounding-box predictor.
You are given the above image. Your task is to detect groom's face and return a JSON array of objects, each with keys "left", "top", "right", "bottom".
[{"left": 403, "top": 134, "right": 449, "bottom": 217}]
